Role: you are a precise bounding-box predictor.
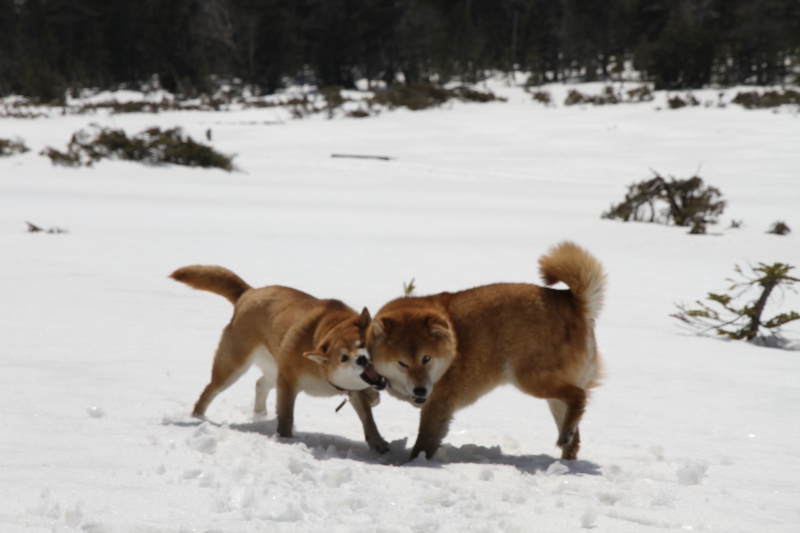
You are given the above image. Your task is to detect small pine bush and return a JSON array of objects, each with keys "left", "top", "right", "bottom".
[
  {"left": 602, "top": 171, "right": 726, "bottom": 233},
  {"left": 0, "top": 137, "right": 30, "bottom": 157},
  {"left": 370, "top": 83, "right": 501, "bottom": 111},
  {"left": 530, "top": 90, "right": 552, "bottom": 105},
  {"left": 372, "top": 83, "right": 452, "bottom": 110},
  {"left": 565, "top": 87, "right": 621, "bottom": 106},
  {"left": 564, "top": 85, "right": 654, "bottom": 106},
  {"left": 731, "top": 89, "right": 800, "bottom": 109},
  {"left": 668, "top": 94, "right": 699, "bottom": 109},
  {"left": 767, "top": 221, "right": 791, "bottom": 235},
  {"left": 672, "top": 263, "right": 800, "bottom": 344},
  {"left": 42, "top": 125, "right": 235, "bottom": 171},
  {"left": 626, "top": 85, "right": 654, "bottom": 102}
]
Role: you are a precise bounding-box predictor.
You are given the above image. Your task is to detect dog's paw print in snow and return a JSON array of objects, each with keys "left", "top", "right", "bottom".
[
  {"left": 676, "top": 460, "right": 708, "bottom": 486},
  {"left": 602, "top": 464, "right": 631, "bottom": 484},
  {"left": 596, "top": 490, "right": 624, "bottom": 506},
  {"left": 29, "top": 493, "right": 110, "bottom": 533},
  {"left": 187, "top": 421, "right": 222, "bottom": 454},
  {"left": 182, "top": 468, "right": 217, "bottom": 488},
  {"left": 649, "top": 489, "right": 677, "bottom": 508},
  {"left": 26, "top": 488, "right": 62, "bottom": 519},
  {"left": 648, "top": 445, "right": 665, "bottom": 461},
  {"left": 55, "top": 522, "right": 109, "bottom": 533},
  {"left": 581, "top": 508, "right": 598, "bottom": 528}
]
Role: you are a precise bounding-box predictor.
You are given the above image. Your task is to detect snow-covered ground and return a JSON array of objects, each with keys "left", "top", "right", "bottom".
[{"left": 1, "top": 80, "right": 799, "bottom": 532}]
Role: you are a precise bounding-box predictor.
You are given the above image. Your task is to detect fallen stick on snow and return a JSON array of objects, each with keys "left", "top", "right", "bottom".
[
  {"left": 331, "top": 154, "right": 392, "bottom": 161},
  {"left": 26, "top": 221, "right": 68, "bottom": 234}
]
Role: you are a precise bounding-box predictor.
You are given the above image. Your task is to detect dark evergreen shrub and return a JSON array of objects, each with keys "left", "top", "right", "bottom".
[
  {"left": 346, "top": 109, "right": 371, "bottom": 118},
  {"left": 0, "top": 138, "right": 30, "bottom": 157},
  {"left": 564, "top": 86, "right": 653, "bottom": 106},
  {"left": 673, "top": 263, "right": 800, "bottom": 344},
  {"left": 767, "top": 221, "right": 791, "bottom": 235},
  {"left": 451, "top": 87, "right": 502, "bottom": 103},
  {"left": 626, "top": 86, "right": 654, "bottom": 102},
  {"left": 731, "top": 90, "right": 800, "bottom": 109},
  {"left": 369, "top": 83, "right": 500, "bottom": 111},
  {"left": 371, "top": 83, "right": 453, "bottom": 111},
  {"left": 41, "top": 126, "right": 235, "bottom": 171},
  {"left": 729, "top": 220, "right": 744, "bottom": 229},
  {"left": 602, "top": 172, "right": 726, "bottom": 233},
  {"left": 667, "top": 94, "right": 699, "bottom": 109},
  {"left": 530, "top": 90, "right": 552, "bottom": 105},
  {"left": 565, "top": 87, "right": 621, "bottom": 106}
]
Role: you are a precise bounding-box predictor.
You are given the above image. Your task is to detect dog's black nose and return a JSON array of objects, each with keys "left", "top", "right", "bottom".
[
  {"left": 413, "top": 386, "right": 428, "bottom": 397},
  {"left": 356, "top": 354, "right": 369, "bottom": 367}
]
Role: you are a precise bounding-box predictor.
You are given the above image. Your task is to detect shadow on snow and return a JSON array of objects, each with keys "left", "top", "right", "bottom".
[{"left": 163, "top": 416, "right": 601, "bottom": 476}]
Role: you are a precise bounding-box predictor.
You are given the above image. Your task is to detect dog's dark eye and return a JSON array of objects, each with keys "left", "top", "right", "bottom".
[
  {"left": 341, "top": 354, "right": 349, "bottom": 363},
  {"left": 422, "top": 355, "right": 431, "bottom": 365},
  {"left": 398, "top": 361, "right": 408, "bottom": 368}
]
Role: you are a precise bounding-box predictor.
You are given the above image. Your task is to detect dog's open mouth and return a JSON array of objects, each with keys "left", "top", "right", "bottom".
[
  {"left": 412, "top": 396, "right": 427, "bottom": 404},
  {"left": 360, "top": 364, "right": 387, "bottom": 390}
]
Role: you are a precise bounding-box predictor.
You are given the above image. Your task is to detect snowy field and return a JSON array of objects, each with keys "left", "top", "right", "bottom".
[{"left": 1, "top": 80, "right": 799, "bottom": 532}]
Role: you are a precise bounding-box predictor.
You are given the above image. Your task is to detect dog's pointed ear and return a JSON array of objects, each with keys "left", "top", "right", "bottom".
[
  {"left": 356, "top": 307, "right": 371, "bottom": 329},
  {"left": 303, "top": 340, "right": 330, "bottom": 364},
  {"left": 303, "top": 350, "right": 328, "bottom": 365},
  {"left": 371, "top": 317, "right": 392, "bottom": 339},
  {"left": 427, "top": 314, "right": 451, "bottom": 340}
]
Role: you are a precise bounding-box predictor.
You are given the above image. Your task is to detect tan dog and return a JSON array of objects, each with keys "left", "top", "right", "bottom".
[
  {"left": 171, "top": 266, "right": 389, "bottom": 452},
  {"left": 366, "top": 242, "right": 606, "bottom": 461}
]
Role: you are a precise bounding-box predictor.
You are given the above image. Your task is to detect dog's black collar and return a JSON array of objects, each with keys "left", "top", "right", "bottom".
[{"left": 327, "top": 380, "right": 349, "bottom": 393}]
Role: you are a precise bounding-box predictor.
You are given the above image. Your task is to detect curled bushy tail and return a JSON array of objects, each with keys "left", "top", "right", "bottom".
[
  {"left": 170, "top": 265, "right": 251, "bottom": 305},
  {"left": 539, "top": 242, "right": 607, "bottom": 322}
]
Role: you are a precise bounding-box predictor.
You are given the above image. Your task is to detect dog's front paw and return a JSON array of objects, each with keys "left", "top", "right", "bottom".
[{"left": 370, "top": 438, "right": 390, "bottom": 454}]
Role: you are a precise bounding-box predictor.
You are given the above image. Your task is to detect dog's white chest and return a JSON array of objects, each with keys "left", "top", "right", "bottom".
[{"left": 297, "top": 375, "right": 339, "bottom": 397}]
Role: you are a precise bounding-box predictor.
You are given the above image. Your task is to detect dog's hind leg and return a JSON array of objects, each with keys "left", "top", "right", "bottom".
[
  {"left": 350, "top": 390, "right": 389, "bottom": 453},
  {"left": 517, "top": 375, "right": 586, "bottom": 460},
  {"left": 548, "top": 384, "right": 586, "bottom": 459},
  {"left": 561, "top": 428, "right": 581, "bottom": 460},
  {"left": 253, "top": 347, "right": 278, "bottom": 417},
  {"left": 193, "top": 325, "right": 254, "bottom": 418},
  {"left": 548, "top": 398, "right": 582, "bottom": 460},
  {"left": 254, "top": 376, "right": 272, "bottom": 417}
]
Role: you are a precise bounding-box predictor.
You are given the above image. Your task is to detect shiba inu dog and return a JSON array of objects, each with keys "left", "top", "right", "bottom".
[
  {"left": 365, "top": 242, "right": 606, "bottom": 461},
  {"left": 171, "top": 266, "right": 389, "bottom": 452}
]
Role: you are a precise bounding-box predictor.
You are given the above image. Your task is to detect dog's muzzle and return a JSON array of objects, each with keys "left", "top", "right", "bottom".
[
  {"left": 360, "top": 364, "right": 387, "bottom": 390},
  {"left": 412, "top": 386, "right": 428, "bottom": 404}
]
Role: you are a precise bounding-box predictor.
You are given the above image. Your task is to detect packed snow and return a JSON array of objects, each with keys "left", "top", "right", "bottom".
[{"left": 1, "top": 79, "right": 799, "bottom": 532}]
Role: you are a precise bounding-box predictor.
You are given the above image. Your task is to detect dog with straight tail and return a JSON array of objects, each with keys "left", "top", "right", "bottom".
[
  {"left": 365, "top": 241, "right": 606, "bottom": 461},
  {"left": 171, "top": 266, "right": 389, "bottom": 452}
]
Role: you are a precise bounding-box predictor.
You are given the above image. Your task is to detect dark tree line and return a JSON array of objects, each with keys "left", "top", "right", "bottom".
[{"left": 1, "top": 0, "right": 798, "bottom": 101}]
